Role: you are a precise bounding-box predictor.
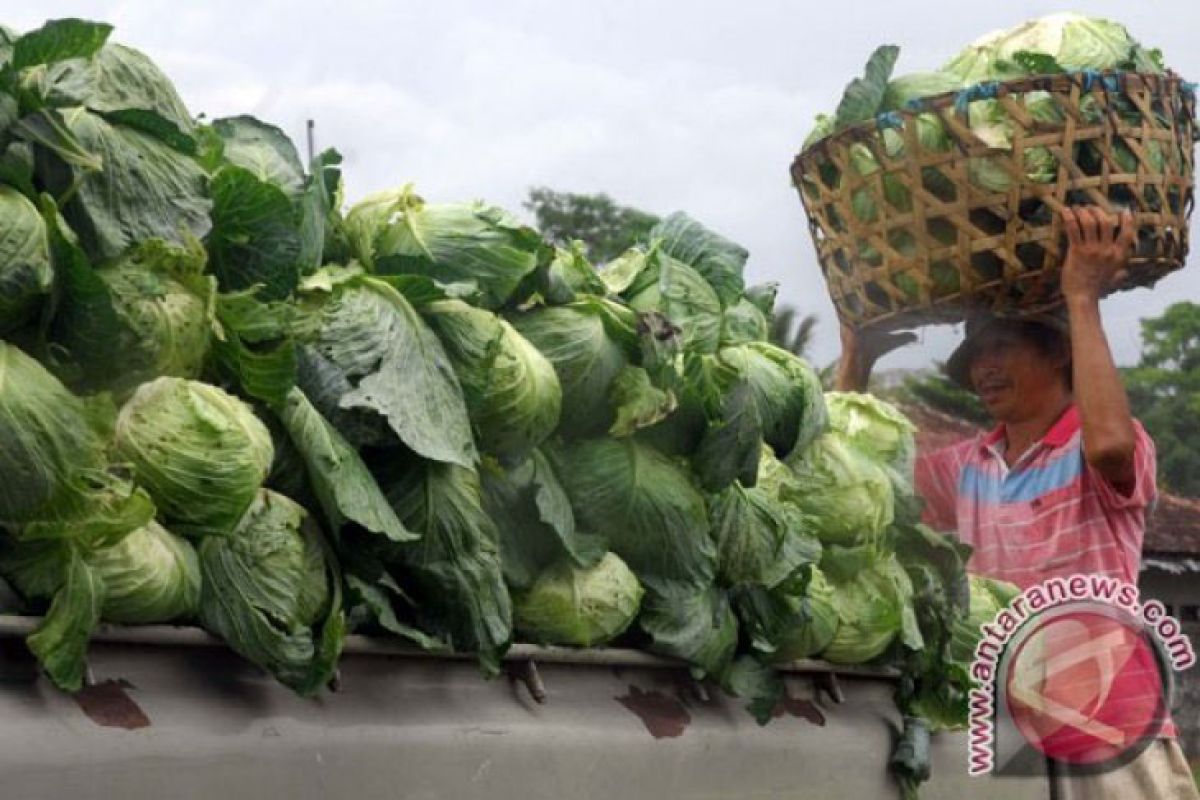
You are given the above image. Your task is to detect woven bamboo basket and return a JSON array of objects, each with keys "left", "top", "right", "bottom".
[{"left": 791, "top": 71, "right": 1197, "bottom": 332}]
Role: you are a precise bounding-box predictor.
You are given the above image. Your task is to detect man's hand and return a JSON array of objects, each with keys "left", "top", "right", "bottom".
[
  {"left": 835, "top": 323, "right": 916, "bottom": 392},
  {"left": 1060, "top": 207, "right": 1135, "bottom": 304}
]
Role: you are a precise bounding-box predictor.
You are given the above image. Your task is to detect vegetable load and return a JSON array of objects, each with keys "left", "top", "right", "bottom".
[
  {"left": 0, "top": 18, "right": 998, "bottom": 793},
  {"left": 795, "top": 12, "right": 1193, "bottom": 340}
]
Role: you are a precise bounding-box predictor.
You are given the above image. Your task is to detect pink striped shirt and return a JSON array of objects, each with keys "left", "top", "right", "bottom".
[{"left": 915, "top": 404, "right": 1173, "bottom": 740}]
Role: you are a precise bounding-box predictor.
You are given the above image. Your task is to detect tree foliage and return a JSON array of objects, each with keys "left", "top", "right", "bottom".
[
  {"left": 1123, "top": 302, "right": 1200, "bottom": 498},
  {"left": 524, "top": 187, "right": 660, "bottom": 264},
  {"left": 768, "top": 305, "right": 817, "bottom": 359}
]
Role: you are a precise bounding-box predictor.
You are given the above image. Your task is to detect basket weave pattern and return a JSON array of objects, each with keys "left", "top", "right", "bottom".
[{"left": 791, "top": 72, "right": 1196, "bottom": 331}]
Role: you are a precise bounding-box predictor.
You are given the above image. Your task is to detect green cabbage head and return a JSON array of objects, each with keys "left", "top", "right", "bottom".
[
  {"left": 0, "top": 186, "right": 52, "bottom": 335},
  {"left": 515, "top": 552, "right": 644, "bottom": 647},
  {"left": 739, "top": 566, "right": 840, "bottom": 663},
  {"left": 87, "top": 520, "right": 201, "bottom": 624},
  {"left": 198, "top": 489, "right": 341, "bottom": 695},
  {"left": 825, "top": 391, "right": 917, "bottom": 476},
  {"left": 821, "top": 554, "right": 915, "bottom": 664},
  {"left": 784, "top": 432, "right": 894, "bottom": 546},
  {"left": 950, "top": 575, "right": 1021, "bottom": 663},
  {"left": 0, "top": 342, "right": 106, "bottom": 526},
  {"left": 114, "top": 377, "right": 274, "bottom": 532},
  {"left": 52, "top": 237, "right": 214, "bottom": 396},
  {"left": 424, "top": 299, "right": 561, "bottom": 461}
]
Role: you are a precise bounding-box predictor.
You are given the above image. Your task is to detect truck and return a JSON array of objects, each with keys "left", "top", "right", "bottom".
[{"left": 0, "top": 614, "right": 1050, "bottom": 799}]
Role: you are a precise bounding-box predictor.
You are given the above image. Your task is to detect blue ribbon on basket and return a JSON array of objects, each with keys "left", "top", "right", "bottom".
[
  {"left": 1079, "top": 70, "right": 1120, "bottom": 93},
  {"left": 904, "top": 98, "right": 926, "bottom": 113},
  {"left": 954, "top": 82, "right": 999, "bottom": 114},
  {"left": 875, "top": 111, "right": 904, "bottom": 130}
]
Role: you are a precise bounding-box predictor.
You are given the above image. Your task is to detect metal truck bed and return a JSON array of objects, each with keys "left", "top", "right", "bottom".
[{"left": 0, "top": 616, "right": 1046, "bottom": 800}]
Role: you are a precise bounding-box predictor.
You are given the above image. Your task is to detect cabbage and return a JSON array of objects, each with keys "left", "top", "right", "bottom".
[
  {"left": 113, "top": 377, "right": 274, "bottom": 532},
  {"left": 881, "top": 73, "right": 963, "bottom": 110},
  {"left": 626, "top": 251, "right": 723, "bottom": 354},
  {"left": 85, "top": 521, "right": 201, "bottom": 623},
  {"left": 293, "top": 269, "right": 476, "bottom": 464},
  {"left": 51, "top": 237, "right": 214, "bottom": 396},
  {"left": 375, "top": 457, "right": 513, "bottom": 668},
  {"left": 0, "top": 186, "right": 52, "bottom": 334},
  {"left": 514, "top": 552, "right": 643, "bottom": 647},
  {"left": 508, "top": 298, "right": 638, "bottom": 439},
  {"left": 821, "top": 554, "right": 918, "bottom": 664},
  {"left": 198, "top": 489, "right": 342, "bottom": 695},
  {"left": 825, "top": 391, "right": 917, "bottom": 479},
  {"left": 0, "top": 342, "right": 107, "bottom": 526},
  {"left": 424, "top": 299, "right": 561, "bottom": 461},
  {"left": 950, "top": 575, "right": 1020, "bottom": 663},
  {"left": 717, "top": 342, "right": 828, "bottom": 458},
  {"left": 738, "top": 566, "right": 840, "bottom": 662},
  {"left": 550, "top": 438, "right": 715, "bottom": 592},
  {"left": 784, "top": 432, "right": 894, "bottom": 546},
  {"left": 708, "top": 481, "right": 820, "bottom": 589},
  {"left": 480, "top": 449, "right": 604, "bottom": 591},
  {"left": 342, "top": 186, "right": 546, "bottom": 309},
  {"left": 944, "top": 14, "right": 1144, "bottom": 82}
]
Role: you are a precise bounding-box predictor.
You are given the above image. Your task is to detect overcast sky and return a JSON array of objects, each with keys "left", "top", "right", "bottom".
[{"left": 14, "top": 1, "right": 1199, "bottom": 369}]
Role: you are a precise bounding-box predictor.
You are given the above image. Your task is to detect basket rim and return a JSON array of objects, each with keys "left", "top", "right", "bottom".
[{"left": 792, "top": 68, "right": 1195, "bottom": 172}]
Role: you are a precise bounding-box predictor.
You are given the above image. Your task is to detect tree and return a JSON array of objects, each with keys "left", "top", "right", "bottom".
[
  {"left": 524, "top": 187, "right": 660, "bottom": 264},
  {"left": 1123, "top": 302, "right": 1200, "bottom": 497},
  {"left": 768, "top": 304, "right": 818, "bottom": 359}
]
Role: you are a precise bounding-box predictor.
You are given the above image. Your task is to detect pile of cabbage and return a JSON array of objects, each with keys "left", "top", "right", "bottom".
[
  {"left": 799, "top": 12, "right": 1177, "bottom": 299},
  {"left": 0, "top": 18, "right": 993, "bottom": 743}
]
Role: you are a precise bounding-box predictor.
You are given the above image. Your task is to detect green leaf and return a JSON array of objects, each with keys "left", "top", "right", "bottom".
[
  {"left": 375, "top": 458, "right": 513, "bottom": 670},
  {"left": 639, "top": 582, "right": 737, "bottom": 677},
  {"left": 197, "top": 490, "right": 341, "bottom": 695},
  {"left": 13, "top": 108, "right": 102, "bottom": 171},
  {"left": 1011, "top": 50, "right": 1066, "bottom": 75},
  {"left": 26, "top": 549, "right": 104, "bottom": 692},
  {"left": 649, "top": 212, "right": 748, "bottom": 308},
  {"left": 550, "top": 438, "right": 715, "bottom": 592},
  {"left": 206, "top": 165, "right": 302, "bottom": 300},
  {"left": 297, "top": 148, "right": 342, "bottom": 274},
  {"left": 211, "top": 116, "right": 305, "bottom": 195},
  {"left": 480, "top": 451, "right": 604, "bottom": 590},
  {"left": 692, "top": 378, "right": 762, "bottom": 492},
  {"left": 608, "top": 365, "right": 677, "bottom": 437},
  {"left": 708, "top": 483, "right": 820, "bottom": 588},
  {"left": 343, "top": 572, "right": 448, "bottom": 651},
  {"left": 724, "top": 655, "right": 785, "bottom": 725},
  {"left": 627, "top": 249, "right": 723, "bottom": 355},
  {"left": 279, "top": 387, "right": 416, "bottom": 545},
  {"left": 210, "top": 291, "right": 297, "bottom": 408},
  {"left": 42, "top": 43, "right": 196, "bottom": 149},
  {"left": 347, "top": 188, "right": 547, "bottom": 309},
  {"left": 34, "top": 107, "right": 211, "bottom": 261},
  {"left": 11, "top": 19, "right": 112, "bottom": 71},
  {"left": 294, "top": 275, "right": 477, "bottom": 466},
  {"left": 835, "top": 45, "right": 901, "bottom": 131}
]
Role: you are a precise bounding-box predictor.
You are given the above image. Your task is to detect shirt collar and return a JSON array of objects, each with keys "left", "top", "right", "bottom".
[{"left": 978, "top": 404, "right": 1079, "bottom": 456}]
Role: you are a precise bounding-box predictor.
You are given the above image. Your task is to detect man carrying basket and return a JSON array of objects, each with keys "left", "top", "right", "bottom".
[{"left": 837, "top": 206, "right": 1198, "bottom": 799}]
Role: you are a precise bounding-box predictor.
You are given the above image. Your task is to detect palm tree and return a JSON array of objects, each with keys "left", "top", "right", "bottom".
[{"left": 769, "top": 305, "right": 818, "bottom": 358}]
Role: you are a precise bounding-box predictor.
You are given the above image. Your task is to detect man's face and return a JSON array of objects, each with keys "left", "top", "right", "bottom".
[{"left": 967, "top": 325, "right": 1068, "bottom": 422}]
